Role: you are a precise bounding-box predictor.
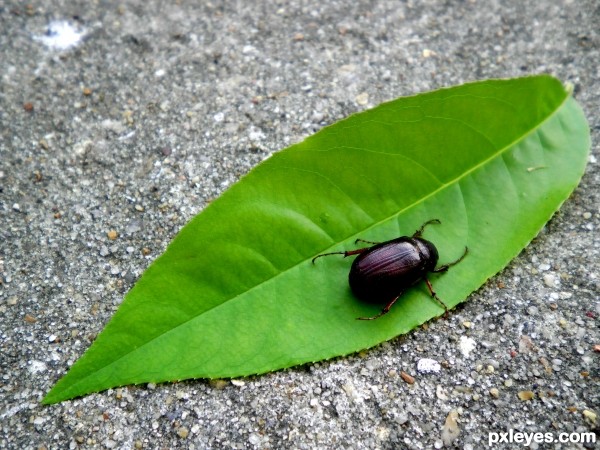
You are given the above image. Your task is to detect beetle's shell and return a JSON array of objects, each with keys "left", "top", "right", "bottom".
[{"left": 349, "top": 237, "right": 439, "bottom": 304}]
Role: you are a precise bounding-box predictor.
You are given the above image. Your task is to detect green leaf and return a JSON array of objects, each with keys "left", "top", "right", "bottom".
[{"left": 43, "top": 75, "right": 589, "bottom": 404}]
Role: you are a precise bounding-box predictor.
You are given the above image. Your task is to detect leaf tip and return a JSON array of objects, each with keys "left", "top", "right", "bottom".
[
  {"left": 40, "top": 392, "right": 59, "bottom": 405},
  {"left": 564, "top": 81, "right": 574, "bottom": 95}
]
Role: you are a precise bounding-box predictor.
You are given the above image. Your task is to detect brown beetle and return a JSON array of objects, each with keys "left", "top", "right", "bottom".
[{"left": 312, "top": 219, "right": 468, "bottom": 320}]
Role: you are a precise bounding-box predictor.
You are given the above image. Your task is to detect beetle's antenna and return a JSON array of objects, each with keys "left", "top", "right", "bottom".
[
  {"left": 312, "top": 247, "right": 370, "bottom": 264},
  {"left": 311, "top": 252, "right": 346, "bottom": 264},
  {"left": 354, "top": 238, "right": 381, "bottom": 245},
  {"left": 413, "top": 219, "right": 441, "bottom": 237},
  {"left": 433, "top": 246, "right": 468, "bottom": 272}
]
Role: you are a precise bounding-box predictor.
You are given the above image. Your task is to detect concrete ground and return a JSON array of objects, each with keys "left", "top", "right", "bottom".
[{"left": 1, "top": 0, "right": 598, "bottom": 448}]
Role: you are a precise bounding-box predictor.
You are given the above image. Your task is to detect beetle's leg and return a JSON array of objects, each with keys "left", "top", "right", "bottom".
[
  {"left": 354, "top": 238, "right": 381, "bottom": 245},
  {"left": 311, "top": 247, "right": 369, "bottom": 264},
  {"left": 424, "top": 278, "right": 449, "bottom": 316},
  {"left": 356, "top": 295, "right": 401, "bottom": 321},
  {"left": 432, "top": 246, "right": 468, "bottom": 272},
  {"left": 413, "top": 219, "right": 441, "bottom": 237}
]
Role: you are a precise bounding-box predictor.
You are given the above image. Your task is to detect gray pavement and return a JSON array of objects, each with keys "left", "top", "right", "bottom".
[{"left": 1, "top": 1, "right": 598, "bottom": 448}]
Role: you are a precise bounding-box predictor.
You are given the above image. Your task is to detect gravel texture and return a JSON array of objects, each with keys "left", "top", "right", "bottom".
[{"left": 1, "top": 0, "right": 598, "bottom": 449}]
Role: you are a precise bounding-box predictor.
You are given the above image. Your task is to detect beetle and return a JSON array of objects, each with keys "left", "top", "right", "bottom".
[{"left": 312, "top": 219, "right": 468, "bottom": 320}]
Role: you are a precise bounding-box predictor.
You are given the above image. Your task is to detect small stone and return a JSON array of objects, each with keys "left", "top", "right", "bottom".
[
  {"left": 543, "top": 273, "right": 557, "bottom": 288},
  {"left": 142, "top": 247, "right": 151, "bottom": 256},
  {"left": 102, "top": 119, "right": 126, "bottom": 134},
  {"left": 400, "top": 371, "right": 415, "bottom": 384},
  {"left": 134, "top": 441, "right": 143, "bottom": 449},
  {"left": 24, "top": 314, "right": 37, "bottom": 323},
  {"left": 125, "top": 220, "right": 142, "bottom": 234},
  {"left": 230, "top": 379, "right": 245, "bottom": 387},
  {"left": 23, "top": 102, "right": 34, "bottom": 112},
  {"left": 83, "top": 87, "right": 92, "bottom": 96},
  {"left": 32, "top": 416, "right": 46, "bottom": 426},
  {"left": 123, "top": 110, "right": 134, "bottom": 124},
  {"left": 7, "top": 297, "right": 18, "bottom": 306},
  {"left": 248, "top": 433, "right": 261, "bottom": 446},
  {"left": 582, "top": 410, "right": 596, "bottom": 424},
  {"left": 416, "top": 358, "right": 441, "bottom": 374},
  {"left": 107, "top": 230, "right": 118, "bottom": 240},
  {"left": 135, "top": 204, "right": 144, "bottom": 212},
  {"left": 504, "top": 379, "right": 513, "bottom": 388},
  {"left": 489, "top": 388, "right": 500, "bottom": 398},
  {"left": 593, "top": 344, "right": 600, "bottom": 353},
  {"left": 436, "top": 385, "right": 449, "bottom": 400},
  {"left": 176, "top": 427, "right": 189, "bottom": 439},
  {"left": 518, "top": 335, "right": 535, "bottom": 353},
  {"left": 209, "top": 379, "right": 228, "bottom": 390},
  {"left": 355, "top": 92, "right": 369, "bottom": 106},
  {"left": 462, "top": 321, "right": 472, "bottom": 328},
  {"left": 29, "top": 360, "right": 47, "bottom": 374},
  {"left": 459, "top": 336, "right": 477, "bottom": 357},
  {"left": 518, "top": 390, "right": 535, "bottom": 401},
  {"left": 539, "top": 357, "right": 553, "bottom": 374},
  {"left": 441, "top": 410, "right": 460, "bottom": 446},
  {"left": 48, "top": 334, "right": 58, "bottom": 343},
  {"left": 422, "top": 48, "right": 436, "bottom": 58},
  {"left": 454, "top": 386, "right": 472, "bottom": 394}
]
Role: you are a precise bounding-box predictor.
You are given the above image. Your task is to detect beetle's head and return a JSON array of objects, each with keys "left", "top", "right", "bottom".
[{"left": 415, "top": 237, "right": 439, "bottom": 271}]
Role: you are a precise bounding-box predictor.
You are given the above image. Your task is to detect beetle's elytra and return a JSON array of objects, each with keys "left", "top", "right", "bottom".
[{"left": 312, "top": 219, "right": 468, "bottom": 320}]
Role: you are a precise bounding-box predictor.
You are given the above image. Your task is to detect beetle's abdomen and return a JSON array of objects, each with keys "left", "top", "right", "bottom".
[{"left": 348, "top": 238, "right": 436, "bottom": 303}]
